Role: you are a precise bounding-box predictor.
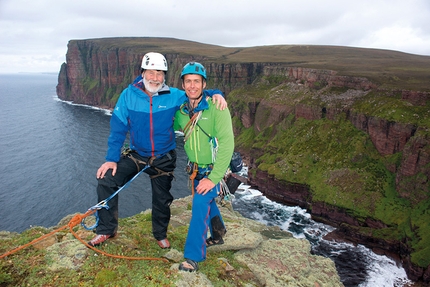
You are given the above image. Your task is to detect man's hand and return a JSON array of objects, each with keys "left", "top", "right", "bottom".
[
  {"left": 96, "top": 161, "right": 117, "bottom": 179},
  {"left": 196, "top": 178, "right": 216, "bottom": 195},
  {"left": 212, "top": 94, "right": 227, "bottom": 110}
]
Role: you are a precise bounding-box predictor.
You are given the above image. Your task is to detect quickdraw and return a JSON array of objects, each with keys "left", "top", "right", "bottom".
[{"left": 81, "top": 163, "right": 150, "bottom": 230}]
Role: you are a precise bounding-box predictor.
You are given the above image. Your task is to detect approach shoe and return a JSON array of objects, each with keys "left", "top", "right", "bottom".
[
  {"left": 88, "top": 233, "right": 115, "bottom": 247},
  {"left": 157, "top": 238, "right": 170, "bottom": 249}
]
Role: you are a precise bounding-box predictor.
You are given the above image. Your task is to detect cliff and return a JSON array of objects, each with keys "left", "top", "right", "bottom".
[
  {"left": 232, "top": 82, "right": 430, "bottom": 283},
  {"left": 56, "top": 37, "right": 430, "bottom": 284},
  {"left": 56, "top": 37, "right": 430, "bottom": 108}
]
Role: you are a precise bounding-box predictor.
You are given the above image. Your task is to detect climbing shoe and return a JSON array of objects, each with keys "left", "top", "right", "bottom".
[
  {"left": 88, "top": 233, "right": 116, "bottom": 247},
  {"left": 157, "top": 238, "right": 171, "bottom": 249},
  {"left": 206, "top": 237, "right": 224, "bottom": 247},
  {"left": 179, "top": 259, "right": 199, "bottom": 272}
]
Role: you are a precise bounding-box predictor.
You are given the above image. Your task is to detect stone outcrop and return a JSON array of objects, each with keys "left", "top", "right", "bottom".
[{"left": 0, "top": 196, "right": 343, "bottom": 286}]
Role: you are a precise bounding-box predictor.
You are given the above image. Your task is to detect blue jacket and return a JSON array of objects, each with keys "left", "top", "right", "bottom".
[{"left": 106, "top": 78, "right": 223, "bottom": 162}]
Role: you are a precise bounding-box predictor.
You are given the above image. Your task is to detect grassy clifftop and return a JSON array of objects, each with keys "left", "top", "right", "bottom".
[{"left": 75, "top": 37, "right": 430, "bottom": 91}]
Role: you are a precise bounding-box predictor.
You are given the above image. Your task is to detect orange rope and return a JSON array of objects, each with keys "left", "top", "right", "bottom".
[
  {"left": 68, "top": 227, "right": 167, "bottom": 262},
  {"left": 0, "top": 223, "right": 69, "bottom": 259},
  {"left": 1, "top": 210, "right": 168, "bottom": 262}
]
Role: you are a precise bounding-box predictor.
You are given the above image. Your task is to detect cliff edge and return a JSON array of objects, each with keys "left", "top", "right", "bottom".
[{"left": 0, "top": 196, "right": 343, "bottom": 286}]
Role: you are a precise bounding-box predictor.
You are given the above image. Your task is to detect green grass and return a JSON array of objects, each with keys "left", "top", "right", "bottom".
[
  {"left": 0, "top": 210, "right": 261, "bottom": 287},
  {"left": 352, "top": 92, "right": 430, "bottom": 128}
]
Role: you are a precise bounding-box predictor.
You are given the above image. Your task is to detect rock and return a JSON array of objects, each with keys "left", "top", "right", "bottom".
[
  {"left": 207, "top": 222, "right": 263, "bottom": 252},
  {"left": 235, "top": 238, "right": 343, "bottom": 287},
  {"left": 174, "top": 267, "right": 214, "bottom": 287},
  {"left": 0, "top": 231, "right": 19, "bottom": 240},
  {"left": 217, "top": 258, "right": 235, "bottom": 272},
  {"left": 163, "top": 249, "right": 183, "bottom": 263},
  {"left": 45, "top": 238, "right": 89, "bottom": 271},
  {"left": 32, "top": 234, "right": 57, "bottom": 250}
]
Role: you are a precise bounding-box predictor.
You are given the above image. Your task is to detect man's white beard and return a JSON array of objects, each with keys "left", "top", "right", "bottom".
[{"left": 144, "top": 77, "right": 164, "bottom": 94}]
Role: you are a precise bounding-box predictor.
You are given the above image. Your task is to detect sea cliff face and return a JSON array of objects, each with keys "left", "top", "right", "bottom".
[
  {"left": 56, "top": 38, "right": 430, "bottom": 284},
  {"left": 233, "top": 83, "right": 430, "bottom": 283}
]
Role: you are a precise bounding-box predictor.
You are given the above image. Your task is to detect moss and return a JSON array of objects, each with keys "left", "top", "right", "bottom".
[
  {"left": 94, "top": 269, "right": 118, "bottom": 286},
  {"left": 234, "top": 127, "right": 256, "bottom": 151},
  {"left": 352, "top": 92, "right": 430, "bottom": 128},
  {"left": 262, "top": 75, "right": 290, "bottom": 85},
  {"left": 412, "top": 247, "right": 430, "bottom": 269}
]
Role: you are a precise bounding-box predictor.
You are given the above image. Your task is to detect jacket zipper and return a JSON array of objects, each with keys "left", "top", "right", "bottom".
[{"left": 149, "top": 96, "right": 155, "bottom": 156}]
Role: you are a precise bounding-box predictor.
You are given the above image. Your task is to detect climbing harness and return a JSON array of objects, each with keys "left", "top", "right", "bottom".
[
  {"left": 82, "top": 150, "right": 173, "bottom": 230},
  {"left": 185, "top": 160, "right": 235, "bottom": 204},
  {"left": 186, "top": 161, "right": 214, "bottom": 197}
]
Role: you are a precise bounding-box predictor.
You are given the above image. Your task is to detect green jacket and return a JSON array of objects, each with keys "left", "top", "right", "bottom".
[{"left": 174, "top": 96, "right": 234, "bottom": 184}]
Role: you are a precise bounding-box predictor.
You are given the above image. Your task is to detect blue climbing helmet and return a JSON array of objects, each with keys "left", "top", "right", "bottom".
[{"left": 181, "top": 62, "right": 207, "bottom": 80}]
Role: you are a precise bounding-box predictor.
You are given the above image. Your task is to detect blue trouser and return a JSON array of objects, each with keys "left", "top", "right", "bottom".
[{"left": 184, "top": 180, "right": 225, "bottom": 262}]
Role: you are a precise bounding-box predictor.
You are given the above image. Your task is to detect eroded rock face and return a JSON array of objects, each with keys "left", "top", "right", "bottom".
[
  {"left": 242, "top": 96, "right": 429, "bottom": 283},
  {"left": 348, "top": 112, "right": 417, "bottom": 156},
  {"left": 56, "top": 40, "right": 379, "bottom": 108},
  {"left": 249, "top": 169, "right": 312, "bottom": 209},
  {"left": 396, "top": 133, "right": 430, "bottom": 203},
  {"left": 401, "top": 90, "right": 430, "bottom": 106}
]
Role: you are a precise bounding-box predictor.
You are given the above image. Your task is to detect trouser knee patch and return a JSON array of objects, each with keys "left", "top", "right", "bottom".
[{"left": 211, "top": 215, "right": 226, "bottom": 240}]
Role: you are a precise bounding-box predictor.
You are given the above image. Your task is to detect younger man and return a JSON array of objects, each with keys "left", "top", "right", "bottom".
[{"left": 174, "top": 62, "right": 234, "bottom": 272}]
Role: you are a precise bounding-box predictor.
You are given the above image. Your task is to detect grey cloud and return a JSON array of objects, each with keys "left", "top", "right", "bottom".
[{"left": 0, "top": 0, "right": 429, "bottom": 73}]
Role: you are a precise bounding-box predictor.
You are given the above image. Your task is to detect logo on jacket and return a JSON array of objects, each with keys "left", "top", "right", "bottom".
[{"left": 158, "top": 105, "right": 167, "bottom": 109}]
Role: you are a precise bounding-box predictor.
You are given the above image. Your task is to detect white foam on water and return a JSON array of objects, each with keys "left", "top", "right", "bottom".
[
  {"left": 54, "top": 95, "right": 112, "bottom": 116},
  {"left": 357, "top": 247, "right": 413, "bottom": 287},
  {"left": 234, "top": 181, "right": 412, "bottom": 286}
]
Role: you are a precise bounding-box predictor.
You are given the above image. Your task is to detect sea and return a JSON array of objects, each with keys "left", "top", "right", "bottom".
[{"left": 0, "top": 73, "right": 413, "bottom": 286}]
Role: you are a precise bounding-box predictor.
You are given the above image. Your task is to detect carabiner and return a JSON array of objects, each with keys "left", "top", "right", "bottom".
[{"left": 81, "top": 211, "right": 100, "bottom": 230}]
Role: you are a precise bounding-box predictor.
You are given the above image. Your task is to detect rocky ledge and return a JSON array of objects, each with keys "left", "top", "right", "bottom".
[{"left": 1, "top": 195, "right": 343, "bottom": 287}]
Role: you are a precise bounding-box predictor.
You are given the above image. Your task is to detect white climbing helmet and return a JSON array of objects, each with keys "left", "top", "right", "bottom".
[{"left": 141, "top": 52, "right": 168, "bottom": 71}]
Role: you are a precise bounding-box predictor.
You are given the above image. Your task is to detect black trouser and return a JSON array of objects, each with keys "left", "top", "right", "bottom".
[{"left": 95, "top": 150, "right": 176, "bottom": 240}]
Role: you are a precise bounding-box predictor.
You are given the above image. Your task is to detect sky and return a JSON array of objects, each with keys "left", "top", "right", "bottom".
[{"left": 1, "top": 0, "right": 430, "bottom": 74}]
